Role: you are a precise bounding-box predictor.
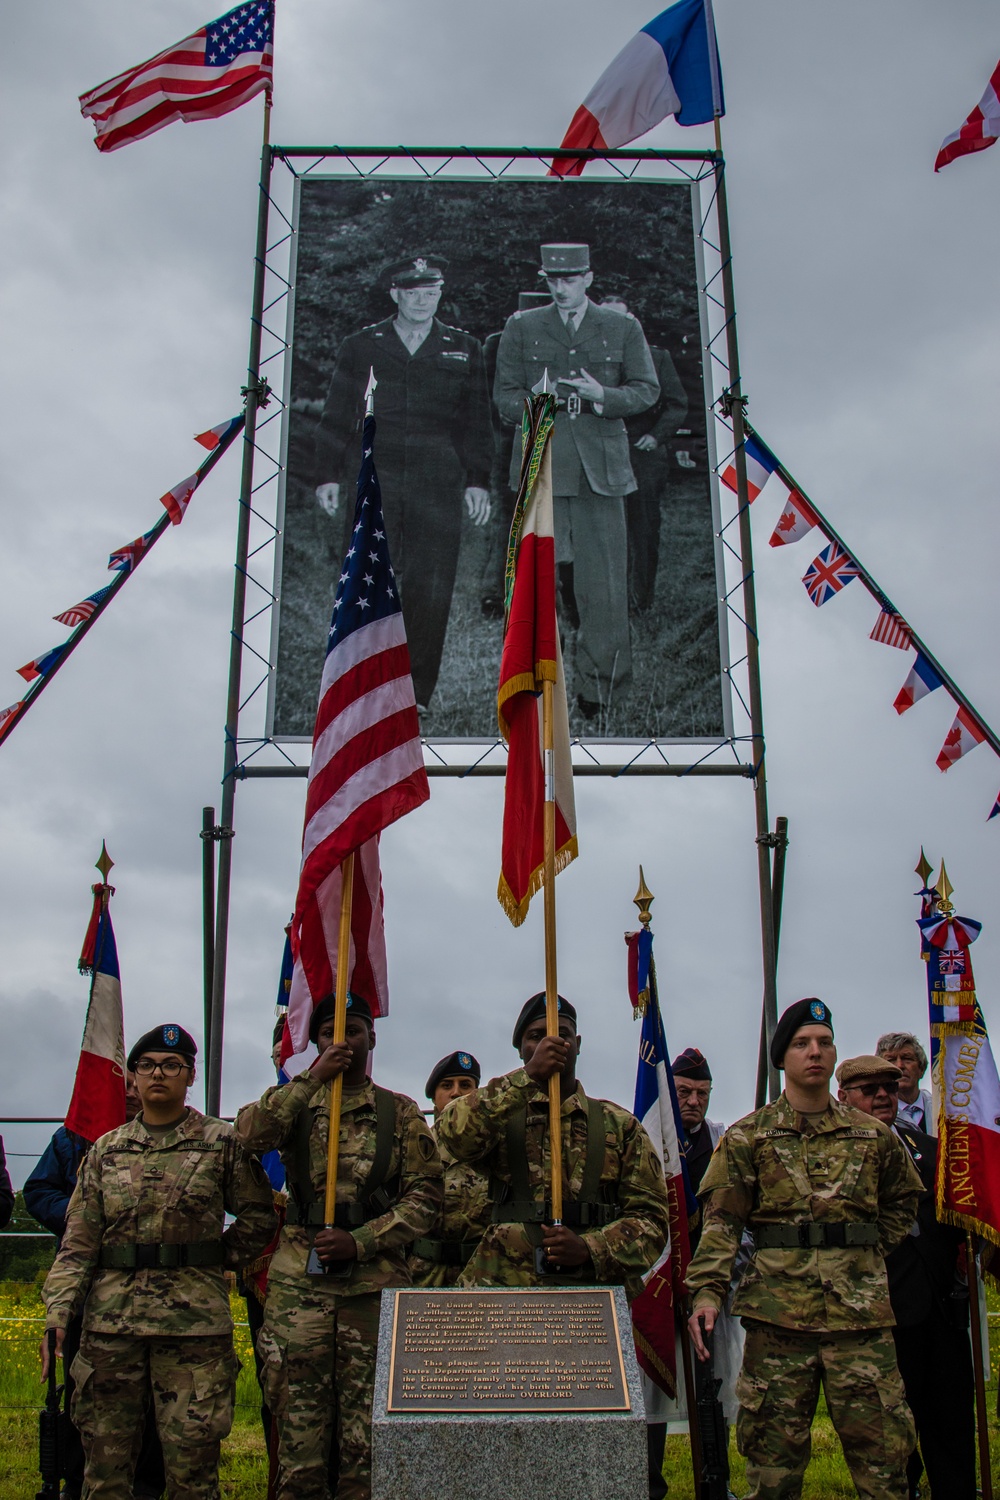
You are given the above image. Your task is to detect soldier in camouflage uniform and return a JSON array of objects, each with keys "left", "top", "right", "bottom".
[
  {"left": 40, "top": 1023, "right": 277, "bottom": 1500},
  {"left": 687, "top": 998, "right": 923, "bottom": 1500},
  {"left": 409, "top": 1050, "right": 492, "bottom": 1287},
  {"left": 437, "top": 994, "right": 668, "bottom": 1293},
  {"left": 235, "top": 992, "right": 442, "bottom": 1500}
]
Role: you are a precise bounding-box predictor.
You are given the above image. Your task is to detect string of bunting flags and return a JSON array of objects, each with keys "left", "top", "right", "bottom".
[
  {"left": 0, "top": 412, "right": 245, "bottom": 749},
  {"left": 720, "top": 426, "right": 1000, "bottom": 819}
]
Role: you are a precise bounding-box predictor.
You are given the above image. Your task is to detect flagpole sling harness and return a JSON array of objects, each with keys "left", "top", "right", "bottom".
[{"left": 285, "top": 1085, "right": 398, "bottom": 1230}]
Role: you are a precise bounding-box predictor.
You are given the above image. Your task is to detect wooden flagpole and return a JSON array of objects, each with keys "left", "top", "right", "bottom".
[
  {"left": 320, "top": 851, "right": 355, "bottom": 1231},
  {"left": 542, "top": 677, "right": 563, "bottom": 1225},
  {"left": 966, "top": 1234, "right": 994, "bottom": 1500}
]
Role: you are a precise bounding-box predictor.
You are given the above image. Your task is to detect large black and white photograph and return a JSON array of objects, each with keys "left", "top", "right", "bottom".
[{"left": 271, "top": 176, "right": 729, "bottom": 741}]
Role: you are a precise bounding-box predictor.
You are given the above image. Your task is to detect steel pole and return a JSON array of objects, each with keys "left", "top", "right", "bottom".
[
  {"left": 200, "top": 806, "right": 216, "bottom": 1109},
  {"left": 207, "top": 96, "right": 272, "bottom": 1117}
]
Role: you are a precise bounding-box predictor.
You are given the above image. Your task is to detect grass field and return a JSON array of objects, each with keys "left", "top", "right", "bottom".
[{"left": 1, "top": 1277, "right": 997, "bottom": 1498}]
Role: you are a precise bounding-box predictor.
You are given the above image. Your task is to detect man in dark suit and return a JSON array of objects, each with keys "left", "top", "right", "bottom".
[
  {"left": 494, "top": 243, "right": 660, "bottom": 718},
  {"left": 837, "top": 1054, "right": 976, "bottom": 1500},
  {"left": 313, "top": 253, "right": 494, "bottom": 708}
]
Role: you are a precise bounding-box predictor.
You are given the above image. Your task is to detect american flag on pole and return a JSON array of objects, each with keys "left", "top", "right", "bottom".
[
  {"left": 283, "top": 413, "right": 429, "bottom": 1063},
  {"left": 53, "top": 586, "right": 114, "bottom": 629},
  {"left": 65, "top": 880, "right": 127, "bottom": 1144},
  {"left": 870, "top": 607, "right": 913, "bottom": 650},
  {"left": 935, "top": 58, "right": 1000, "bottom": 172},
  {"left": 801, "top": 541, "right": 859, "bottom": 606},
  {"left": 79, "top": 2, "right": 274, "bottom": 154}
]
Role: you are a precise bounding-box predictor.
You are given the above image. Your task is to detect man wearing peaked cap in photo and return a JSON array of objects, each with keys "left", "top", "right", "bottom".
[
  {"left": 437, "top": 993, "right": 669, "bottom": 1294},
  {"left": 313, "top": 252, "right": 494, "bottom": 709},
  {"left": 409, "top": 1050, "right": 493, "bottom": 1287},
  {"left": 837, "top": 1054, "right": 976, "bottom": 1499},
  {"left": 235, "top": 991, "right": 442, "bottom": 1500},
  {"left": 40, "top": 1024, "right": 277, "bottom": 1500},
  {"left": 493, "top": 243, "right": 660, "bottom": 719},
  {"left": 686, "top": 998, "right": 923, "bottom": 1500}
]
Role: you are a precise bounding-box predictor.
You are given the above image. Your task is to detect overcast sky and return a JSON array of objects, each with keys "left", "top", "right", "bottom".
[{"left": 3, "top": 1, "right": 1000, "bottom": 1188}]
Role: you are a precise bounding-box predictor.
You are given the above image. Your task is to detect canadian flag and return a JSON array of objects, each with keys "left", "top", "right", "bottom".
[
  {"left": 768, "top": 489, "right": 818, "bottom": 547},
  {"left": 936, "top": 705, "right": 986, "bottom": 772},
  {"left": 160, "top": 472, "right": 200, "bottom": 525}
]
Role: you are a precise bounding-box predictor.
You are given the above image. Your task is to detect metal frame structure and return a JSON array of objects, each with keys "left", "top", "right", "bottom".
[{"left": 204, "top": 139, "right": 780, "bottom": 1114}]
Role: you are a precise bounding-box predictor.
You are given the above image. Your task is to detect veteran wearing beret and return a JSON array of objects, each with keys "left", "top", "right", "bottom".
[
  {"left": 409, "top": 1050, "right": 493, "bottom": 1286},
  {"left": 686, "top": 998, "right": 923, "bottom": 1500},
  {"left": 313, "top": 253, "right": 494, "bottom": 709},
  {"left": 493, "top": 243, "right": 660, "bottom": 719},
  {"left": 40, "top": 1024, "right": 277, "bottom": 1500},
  {"left": 437, "top": 993, "right": 668, "bottom": 1294},
  {"left": 235, "top": 992, "right": 443, "bottom": 1500}
]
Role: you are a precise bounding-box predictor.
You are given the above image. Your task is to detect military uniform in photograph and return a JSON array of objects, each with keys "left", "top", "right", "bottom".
[
  {"left": 409, "top": 1050, "right": 492, "bottom": 1287},
  {"left": 437, "top": 996, "right": 669, "bottom": 1294},
  {"left": 41, "top": 1024, "right": 277, "bottom": 1500},
  {"left": 312, "top": 254, "right": 494, "bottom": 707},
  {"left": 493, "top": 244, "right": 659, "bottom": 713},
  {"left": 234, "top": 994, "right": 443, "bottom": 1500},
  {"left": 622, "top": 342, "right": 688, "bottom": 615},
  {"left": 686, "top": 999, "right": 923, "bottom": 1500}
]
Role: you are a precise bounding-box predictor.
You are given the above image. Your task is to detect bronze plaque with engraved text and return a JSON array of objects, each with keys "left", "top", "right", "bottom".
[{"left": 386, "top": 1287, "right": 630, "bottom": 1413}]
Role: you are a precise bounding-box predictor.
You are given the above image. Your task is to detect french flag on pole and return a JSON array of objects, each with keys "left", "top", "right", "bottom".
[
  {"left": 66, "top": 880, "right": 127, "bottom": 1144},
  {"left": 551, "top": 0, "right": 723, "bottom": 177},
  {"left": 893, "top": 653, "right": 943, "bottom": 715},
  {"left": 720, "top": 434, "right": 779, "bottom": 502}
]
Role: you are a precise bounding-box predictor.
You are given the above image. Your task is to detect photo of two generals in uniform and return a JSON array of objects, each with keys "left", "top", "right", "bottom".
[
  {"left": 36, "top": 997, "right": 981, "bottom": 1500},
  {"left": 272, "top": 176, "right": 726, "bottom": 746}
]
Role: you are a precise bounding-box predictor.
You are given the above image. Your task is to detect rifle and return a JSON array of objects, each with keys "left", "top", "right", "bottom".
[
  {"left": 693, "top": 1327, "right": 730, "bottom": 1500},
  {"left": 37, "top": 1329, "right": 64, "bottom": 1500}
]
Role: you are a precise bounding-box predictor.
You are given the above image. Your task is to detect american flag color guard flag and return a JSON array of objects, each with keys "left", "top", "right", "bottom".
[
  {"left": 53, "top": 586, "right": 114, "bottom": 629},
  {"left": 497, "top": 395, "right": 578, "bottom": 925},
  {"left": 870, "top": 607, "right": 913, "bottom": 650},
  {"left": 65, "top": 876, "right": 127, "bottom": 1144},
  {"left": 801, "top": 541, "right": 859, "bottom": 606},
  {"left": 79, "top": 2, "right": 274, "bottom": 154},
  {"left": 283, "top": 414, "right": 428, "bottom": 1062}
]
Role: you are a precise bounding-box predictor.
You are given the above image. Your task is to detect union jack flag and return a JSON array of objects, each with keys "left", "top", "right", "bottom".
[
  {"left": 870, "top": 608, "right": 912, "bottom": 650},
  {"left": 939, "top": 951, "right": 967, "bottom": 975},
  {"left": 53, "top": 586, "right": 114, "bottom": 628},
  {"left": 802, "top": 541, "right": 859, "bottom": 607},
  {"left": 108, "top": 526, "right": 159, "bottom": 574}
]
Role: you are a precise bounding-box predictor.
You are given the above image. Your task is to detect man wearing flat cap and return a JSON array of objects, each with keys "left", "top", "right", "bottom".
[
  {"left": 686, "top": 998, "right": 922, "bottom": 1499},
  {"left": 313, "top": 253, "right": 494, "bottom": 709},
  {"left": 235, "top": 992, "right": 442, "bottom": 1500},
  {"left": 41, "top": 1024, "right": 277, "bottom": 1500},
  {"left": 837, "top": 1054, "right": 976, "bottom": 1499},
  {"left": 493, "top": 243, "right": 660, "bottom": 719},
  {"left": 409, "top": 1050, "right": 492, "bottom": 1287},
  {"left": 437, "top": 993, "right": 669, "bottom": 1294}
]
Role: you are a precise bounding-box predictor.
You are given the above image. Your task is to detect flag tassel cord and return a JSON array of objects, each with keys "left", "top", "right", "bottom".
[
  {"left": 542, "top": 677, "right": 563, "bottom": 1225},
  {"left": 744, "top": 420, "right": 1000, "bottom": 761},
  {"left": 322, "top": 850, "right": 355, "bottom": 1227},
  {"left": 966, "top": 1232, "right": 994, "bottom": 1500}
]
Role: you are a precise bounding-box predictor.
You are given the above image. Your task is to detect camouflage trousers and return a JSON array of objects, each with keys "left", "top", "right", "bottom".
[
  {"left": 258, "top": 1274, "right": 381, "bottom": 1500},
  {"left": 70, "top": 1332, "right": 237, "bottom": 1499},
  {"left": 735, "top": 1320, "right": 915, "bottom": 1500}
]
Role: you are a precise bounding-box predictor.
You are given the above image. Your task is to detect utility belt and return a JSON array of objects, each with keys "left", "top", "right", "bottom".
[
  {"left": 491, "top": 1199, "right": 620, "bottom": 1230},
  {"left": 753, "top": 1222, "right": 879, "bottom": 1251},
  {"left": 99, "top": 1241, "right": 225, "bottom": 1270},
  {"left": 285, "top": 1199, "right": 393, "bottom": 1230},
  {"left": 410, "top": 1237, "right": 481, "bottom": 1268}
]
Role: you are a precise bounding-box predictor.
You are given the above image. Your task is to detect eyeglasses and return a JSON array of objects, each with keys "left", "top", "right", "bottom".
[
  {"left": 846, "top": 1080, "right": 899, "bottom": 1098},
  {"left": 134, "top": 1058, "right": 192, "bottom": 1078}
]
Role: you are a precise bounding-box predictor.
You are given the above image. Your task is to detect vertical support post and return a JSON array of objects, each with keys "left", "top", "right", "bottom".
[
  {"left": 322, "top": 853, "right": 356, "bottom": 1225},
  {"left": 542, "top": 677, "right": 562, "bottom": 1223},
  {"left": 713, "top": 128, "right": 780, "bottom": 1102},
  {"left": 207, "top": 96, "right": 272, "bottom": 1118},
  {"left": 755, "top": 816, "right": 789, "bottom": 1108},
  {"left": 200, "top": 807, "right": 216, "bottom": 1111},
  {"left": 966, "top": 1235, "right": 994, "bottom": 1500}
]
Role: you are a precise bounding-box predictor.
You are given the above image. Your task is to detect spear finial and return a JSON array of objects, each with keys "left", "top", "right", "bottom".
[
  {"left": 935, "top": 860, "right": 954, "bottom": 915},
  {"left": 915, "top": 848, "right": 933, "bottom": 887},
  {"left": 364, "top": 367, "right": 377, "bottom": 417},
  {"left": 95, "top": 841, "right": 114, "bottom": 883},
  {"left": 633, "top": 866, "right": 654, "bottom": 928}
]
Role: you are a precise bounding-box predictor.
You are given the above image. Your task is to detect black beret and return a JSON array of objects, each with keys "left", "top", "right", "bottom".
[
  {"left": 770, "top": 998, "right": 834, "bottom": 1068},
  {"left": 308, "top": 992, "right": 373, "bottom": 1045},
  {"left": 671, "top": 1047, "right": 712, "bottom": 1081},
  {"left": 127, "top": 1024, "right": 197, "bottom": 1072},
  {"left": 512, "top": 993, "right": 577, "bottom": 1049},
  {"left": 425, "top": 1050, "right": 481, "bottom": 1099}
]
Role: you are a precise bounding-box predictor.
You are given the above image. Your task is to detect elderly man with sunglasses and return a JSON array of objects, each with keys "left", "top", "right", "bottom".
[
  {"left": 837, "top": 1053, "right": 976, "bottom": 1500},
  {"left": 40, "top": 1023, "right": 277, "bottom": 1500}
]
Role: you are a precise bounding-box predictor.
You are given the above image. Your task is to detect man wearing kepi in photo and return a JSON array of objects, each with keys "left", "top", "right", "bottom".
[
  {"left": 493, "top": 244, "right": 660, "bottom": 719},
  {"left": 875, "top": 1031, "right": 935, "bottom": 1135},
  {"left": 837, "top": 1054, "right": 976, "bottom": 1499},
  {"left": 437, "top": 993, "right": 669, "bottom": 1293},
  {"left": 686, "top": 998, "right": 923, "bottom": 1500},
  {"left": 409, "top": 1050, "right": 492, "bottom": 1287},
  {"left": 235, "top": 991, "right": 443, "bottom": 1500},
  {"left": 39, "top": 1024, "right": 277, "bottom": 1500},
  {"left": 313, "top": 253, "right": 494, "bottom": 709}
]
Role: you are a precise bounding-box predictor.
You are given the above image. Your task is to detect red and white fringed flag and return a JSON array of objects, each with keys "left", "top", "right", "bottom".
[
  {"left": 768, "top": 489, "right": 818, "bottom": 547},
  {"left": 935, "top": 58, "right": 1000, "bottom": 172},
  {"left": 79, "top": 2, "right": 273, "bottom": 154},
  {"left": 870, "top": 607, "right": 913, "bottom": 650},
  {"left": 66, "top": 851, "right": 127, "bottom": 1144},
  {"left": 936, "top": 705, "right": 986, "bottom": 772},
  {"left": 283, "top": 413, "right": 429, "bottom": 1064},
  {"left": 497, "top": 395, "right": 578, "bottom": 925}
]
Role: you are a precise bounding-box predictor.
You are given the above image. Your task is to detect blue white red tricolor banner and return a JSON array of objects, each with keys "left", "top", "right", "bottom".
[{"left": 65, "top": 884, "right": 127, "bottom": 1144}]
